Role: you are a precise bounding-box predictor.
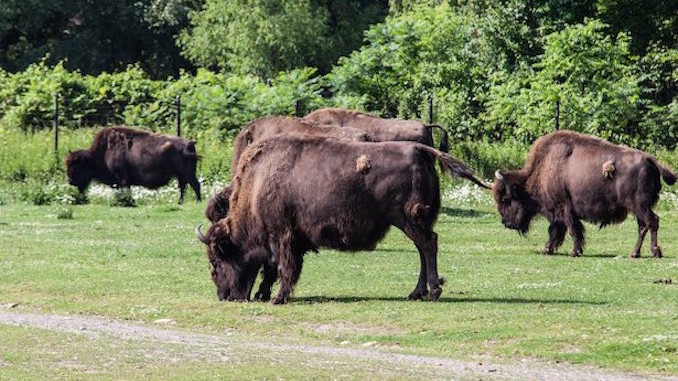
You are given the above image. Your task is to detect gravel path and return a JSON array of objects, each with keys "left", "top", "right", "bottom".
[{"left": 0, "top": 309, "right": 675, "bottom": 380}]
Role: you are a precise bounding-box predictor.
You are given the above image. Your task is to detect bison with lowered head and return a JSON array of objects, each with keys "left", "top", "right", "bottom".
[
  {"left": 197, "top": 135, "right": 487, "bottom": 304},
  {"left": 304, "top": 107, "right": 449, "bottom": 152},
  {"left": 493, "top": 130, "right": 676, "bottom": 258},
  {"left": 66, "top": 126, "right": 201, "bottom": 203},
  {"left": 204, "top": 116, "right": 372, "bottom": 223}
]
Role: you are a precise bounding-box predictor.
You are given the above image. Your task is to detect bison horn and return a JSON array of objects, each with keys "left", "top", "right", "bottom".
[
  {"left": 495, "top": 170, "right": 505, "bottom": 181},
  {"left": 195, "top": 224, "right": 209, "bottom": 245}
]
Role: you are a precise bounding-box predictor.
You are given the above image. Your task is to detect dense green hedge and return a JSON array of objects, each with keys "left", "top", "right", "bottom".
[{"left": 0, "top": 62, "right": 330, "bottom": 136}]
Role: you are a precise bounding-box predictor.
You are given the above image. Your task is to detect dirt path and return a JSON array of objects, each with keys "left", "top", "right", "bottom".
[{"left": 0, "top": 309, "right": 675, "bottom": 380}]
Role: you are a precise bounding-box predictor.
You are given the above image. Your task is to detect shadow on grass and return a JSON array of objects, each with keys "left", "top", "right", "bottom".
[
  {"left": 536, "top": 250, "right": 624, "bottom": 259},
  {"left": 440, "top": 207, "right": 493, "bottom": 218},
  {"left": 292, "top": 295, "right": 606, "bottom": 305}
]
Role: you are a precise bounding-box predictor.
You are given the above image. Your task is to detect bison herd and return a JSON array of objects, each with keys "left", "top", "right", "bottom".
[{"left": 65, "top": 107, "right": 677, "bottom": 304}]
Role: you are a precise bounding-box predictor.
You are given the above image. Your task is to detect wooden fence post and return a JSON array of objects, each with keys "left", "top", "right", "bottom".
[
  {"left": 175, "top": 95, "right": 181, "bottom": 137},
  {"left": 555, "top": 98, "right": 560, "bottom": 130},
  {"left": 54, "top": 92, "right": 59, "bottom": 162},
  {"left": 428, "top": 94, "right": 434, "bottom": 124}
]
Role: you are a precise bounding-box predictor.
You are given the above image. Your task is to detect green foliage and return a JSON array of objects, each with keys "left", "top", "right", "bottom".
[
  {"left": 178, "top": 0, "right": 387, "bottom": 78},
  {"left": 110, "top": 188, "right": 136, "bottom": 207},
  {"left": 484, "top": 20, "right": 644, "bottom": 145},
  {"left": 179, "top": 0, "right": 329, "bottom": 78},
  {"left": 0, "top": 63, "right": 325, "bottom": 136},
  {"left": 55, "top": 206, "right": 74, "bottom": 219},
  {"left": 0, "top": 0, "right": 200, "bottom": 78}
]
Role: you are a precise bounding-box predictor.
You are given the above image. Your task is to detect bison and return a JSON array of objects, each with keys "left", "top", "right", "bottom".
[
  {"left": 196, "top": 135, "right": 488, "bottom": 304},
  {"left": 205, "top": 116, "right": 372, "bottom": 223},
  {"left": 65, "top": 126, "right": 201, "bottom": 203},
  {"left": 493, "top": 130, "right": 676, "bottom": 258},
  {"left": 304, "top": 107, "right": 449, "bottom": 152}
]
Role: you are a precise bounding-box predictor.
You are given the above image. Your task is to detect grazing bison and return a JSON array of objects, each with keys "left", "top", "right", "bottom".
[
  {"left": 493, "top": 130, "right": 676, "bottom": 258},
  {"left": 205, "top": 116, "right": 372, "bottom": 223},
  {"left": 196, "top": 135, "right": 488, "bottom": 304},
  {"left": 304, "top": 107, "right": 449, "bottom": 152},
  {"left": 66, "top": 126, "right": 201, "bottom": 203}
]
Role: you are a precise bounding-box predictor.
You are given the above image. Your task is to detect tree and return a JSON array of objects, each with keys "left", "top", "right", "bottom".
[
  {"left": 178, "top": 0, "right": 387, "bottom": 79},
  {"left": 0, "top": 0, "right": 200, "bottom": 78}
]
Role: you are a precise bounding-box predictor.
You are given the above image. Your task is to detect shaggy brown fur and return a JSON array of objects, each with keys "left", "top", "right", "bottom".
[
  {"left": 230, "top": 116, "right": 373, "bottom": 177},
  {"left": 205, "top": 116, "right": 373, "bottom": 226},
  {"left": 197, "top": 135, "right": 486, "bottom": 304},
  {"left": 65, "top": 126, "right": 201, "bottom": 203},
  {"left": 493, "top": 130, "right": 676, "bottom": 258},
  {"left": 304, "top": 107, "right": 449, "bottom": 152}
]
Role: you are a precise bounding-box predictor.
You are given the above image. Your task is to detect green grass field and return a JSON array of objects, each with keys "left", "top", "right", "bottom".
[{"left": 0, "top": 189, "right": 677, "bottom": 379}]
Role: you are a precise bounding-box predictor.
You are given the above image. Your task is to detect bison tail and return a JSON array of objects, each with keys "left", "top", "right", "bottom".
[
  {"left": 434, "top": 151, "right": 490, "bottom": 189},
  {"left": 425, "top": 124, "right": 449, "bottom": 153},
  {"left": 660, "top": 164, "right": 677, "bottom": 186},
  {"left": 184, "top": 142, "right": 202, "bottom": 161}
]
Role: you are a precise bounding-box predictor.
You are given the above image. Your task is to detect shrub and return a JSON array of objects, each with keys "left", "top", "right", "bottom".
[
  {"left": 56, "top": 207, "right": 74, "bottom": 219},
  {"left": 109, "top": 188, "right": 136, "bottom": 207}
]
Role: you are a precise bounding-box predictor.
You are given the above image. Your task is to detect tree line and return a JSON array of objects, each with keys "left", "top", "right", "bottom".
[{"left": 1, "top": 0, "right": 677, "bottom": 149}]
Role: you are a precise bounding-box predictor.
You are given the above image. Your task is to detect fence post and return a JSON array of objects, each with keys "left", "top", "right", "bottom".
[
  {"left": 554, "top": 98, "right": 560, "bottom": 130},
  {"left": 175, "top": 95, "right": 181, "bottom": 137},
  {"left": 54, "top": 92, "right": 59, "bottom": 162},
  {"left": 294, "top": 99, "right": 302, "bottom": 117},
  {"left": 428, "top": 94, "right": 434, "bottom": 124}
]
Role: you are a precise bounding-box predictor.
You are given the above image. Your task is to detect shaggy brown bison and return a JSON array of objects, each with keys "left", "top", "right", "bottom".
[
  {"left": 196, "top": 135, "right": 488, "bottom": 304},
  {"left": 304, "top": 107, "right": 449, "bottom": 152},
  {"left": 493, "top": 130, "right": 676, "bottom": 258},
  {"left": 205, "top": 116, "right": 372, "bottom": 223},
  {"left": 65, "top": 126, "right": 201, "bottom": 203}
]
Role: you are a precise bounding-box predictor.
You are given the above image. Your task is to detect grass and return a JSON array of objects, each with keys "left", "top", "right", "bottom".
[{"left": 0, "top": 189, "right": 676, "bottom": 378}]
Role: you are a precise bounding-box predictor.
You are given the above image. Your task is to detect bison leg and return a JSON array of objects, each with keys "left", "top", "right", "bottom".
[
  {"left": 636, "top": 211, "right": 662, "bottom": 258},
  {"left": 178, "top": 179, "right": 187, "bottom": 204},
  {"left": 650, "top": 213, "right": 663, "bottom": 258},
  {"left": 254, "top": 262, "right": 278, "bottom": 302},
  {"left": 542, "top": 221, "right": 566, "bottom": 255},
  {"left": 565, "top": 215, "right": 585, "bottom": 257},
  {"left": 403, "top": 225, "right": 442, "bottom": 301},
  {"left": 408, "top": 250, "right": 429, "bottom": 300},
  {"left": 631, "top": 217, "right": 649, "bottom": 258},
  {"left": 271, "top": 232, "right": 303, "bottom": 305},
  {"left": 189, "top": 177, "right": 201, "bottom": 202}
]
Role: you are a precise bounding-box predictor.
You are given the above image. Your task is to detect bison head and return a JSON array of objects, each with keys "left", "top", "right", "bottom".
[
  {"left": 65, "top": 150, "right": 94, "bottom": 193},
  {"left": 195, "top": 222, "right": 259, "bottom": 301},
  {"left": 492, "top": 170, "right": 539, "bottom": 235},
  {"left": 205, "top": 186, "right": 232, "bottom": 223}
]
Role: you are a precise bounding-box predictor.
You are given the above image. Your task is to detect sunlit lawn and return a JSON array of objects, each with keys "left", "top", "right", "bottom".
[{"left": 0, "top": 189, "right": 676, "bottom": 377}]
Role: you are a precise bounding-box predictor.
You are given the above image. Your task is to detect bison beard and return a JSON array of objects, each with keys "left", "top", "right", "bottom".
[
  {"left": 197, "top": 135, "right": 488, "bottom": 304},
  {"left": 493, "top": 130, "right": 677, "bottom": 258}
]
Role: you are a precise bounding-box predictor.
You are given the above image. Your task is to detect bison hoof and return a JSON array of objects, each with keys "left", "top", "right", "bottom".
[
  {"left": 408, "top": 289, "right": 427, "bottom": 300},
  {"left": 630, "top": 251, "right": 641, "bottom": 259},
  {"left": 254, "top": 290, "right": 271, "bottom": 302},
  {"left": 541, "top": 247, "right": 554, "bottom": 255},
  {"left": 652, "top": 246, "right": 663, "bottom": 258},
  {"left": 570, "top": 250, "right": 582, "bottom": 257},
  {"left": 271, "top": 295, "right": 289, "bottom": 305},
  {"left": 426, "top": 288, "right": 442, "bottom": 301}
]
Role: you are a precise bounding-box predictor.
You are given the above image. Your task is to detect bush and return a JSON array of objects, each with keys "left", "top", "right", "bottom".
[
  {"left": 56, "top": 207, "right": 74, "bottom": 219},
  {"left": 109, "top": 188, "right": 136, "bottom": 207}
]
